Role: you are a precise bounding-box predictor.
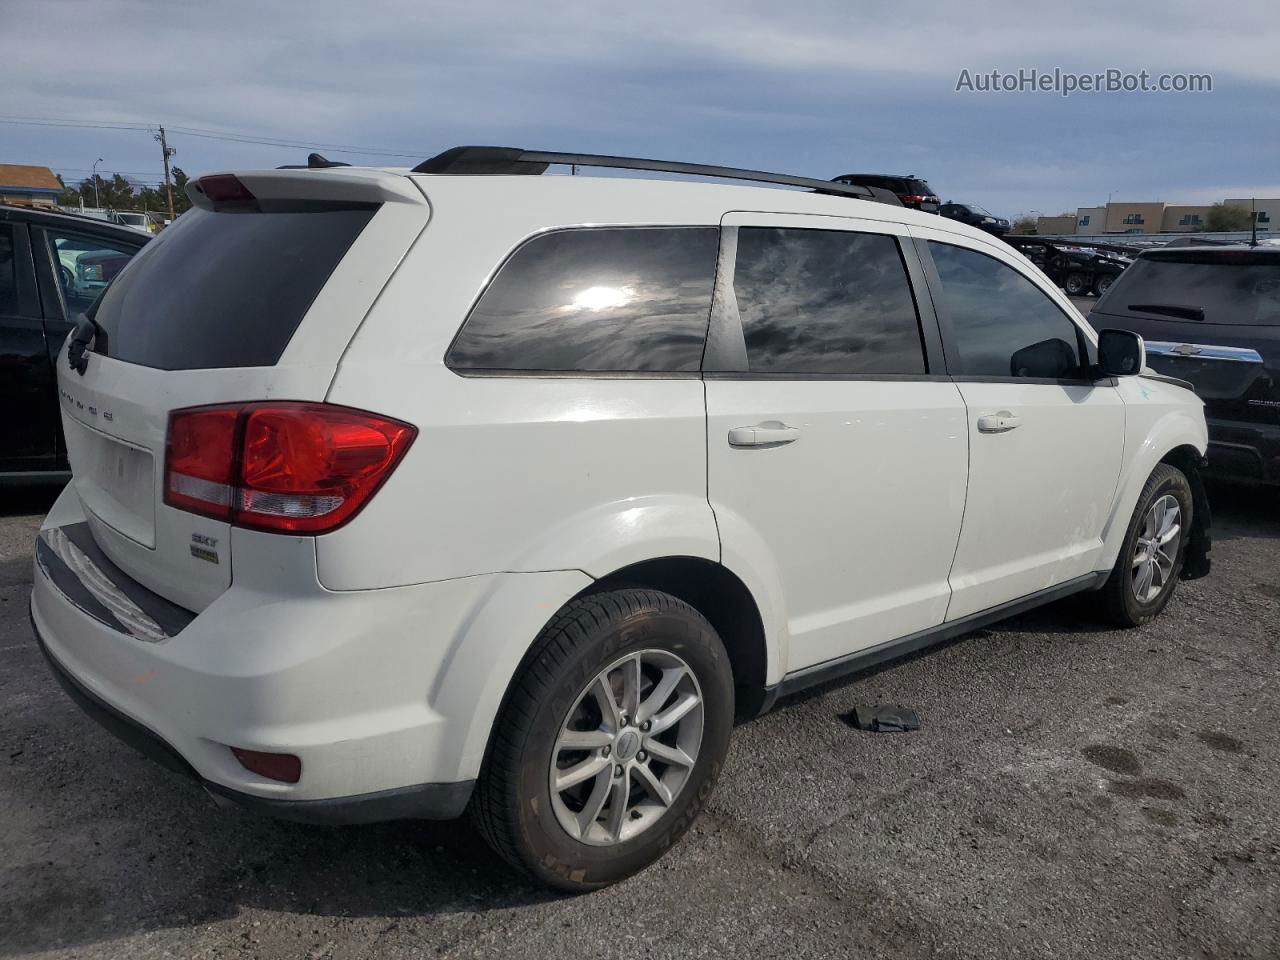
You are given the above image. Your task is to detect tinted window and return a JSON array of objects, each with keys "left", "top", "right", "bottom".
[
  {"left": 43, "top": 227, "right": 143, "bottom": 318},
  {"left": 728, "top": 228, "right": 925, "bottom": 375},
  {"left": 92, "top": 204, "right": 375, "bottom": 370},
  {"left": 0, "top": 226, "right": 17, "bottom": 314},
  {"left": 1105, "top": 256, "right": 1280, "bottom": 326},
  {"left": 448, "top": 227, "right": 718, "bottom": 373},
  {"left": 928, "top": 241, "right": 1084, "bottom": 379}
]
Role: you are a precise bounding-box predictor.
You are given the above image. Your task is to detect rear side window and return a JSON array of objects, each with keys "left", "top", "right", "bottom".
[
  {"left": 91, "top": 204, "right": 376, "bottom": 370},
  {"left": 42, "top": 227, "right": 143, "bottom": 319},
  {"left": 447, "top": 227, "right": 718, "bottom": 373},
  {"left": 1105, "top": 257, "right": 1280, "bottom": 326},
  {"left": 928, "top": 241, "right": 1084, "bottom": 379},
  {"left": 725, "top": 227, "right": 926, "bottom": 375}
]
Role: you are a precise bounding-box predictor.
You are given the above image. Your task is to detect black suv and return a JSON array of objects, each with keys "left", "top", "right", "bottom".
[
  {"left": 1091, "top": 245, "right": 1280, "bottom": 484},
  {"left": 831, "top": 174, "right": 939, "bottom": 212},
  {"left": 938, "top": 202, "right": 1010, "bottom": 236},
  {"left": 0, "top": 205, "right": 148, "bottom": 482}
]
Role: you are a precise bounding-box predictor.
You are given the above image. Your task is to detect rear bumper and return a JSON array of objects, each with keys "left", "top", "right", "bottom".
[
  {"left": 1206, "top": 417, "right": 1280, "bottom": 484},
  {"left": 32, "top": 612, "right": 473, "bottom": 823},
  {"left": 27, "top": 485, "right": 587, "bottom": 822}
]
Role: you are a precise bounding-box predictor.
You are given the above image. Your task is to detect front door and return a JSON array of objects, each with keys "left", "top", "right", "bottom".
[
  {"left": 705, "top": 213, "right": 969, "bottom": 673},
  {"left": 912, "top": 228, "right": 1127, "bottom": 620}
]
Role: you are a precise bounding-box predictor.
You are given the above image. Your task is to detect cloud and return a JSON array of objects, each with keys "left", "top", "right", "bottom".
[{"left": 2, "top": 0, "right": 1277, "bottom": 215}]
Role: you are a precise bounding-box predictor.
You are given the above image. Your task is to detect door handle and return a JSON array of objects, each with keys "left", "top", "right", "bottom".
[
  {"left": 728, "top": 421, "right": 801, "bottom": 448},
  {"left": 976, "top": 411, "right": 1021, "bottom": 434}
]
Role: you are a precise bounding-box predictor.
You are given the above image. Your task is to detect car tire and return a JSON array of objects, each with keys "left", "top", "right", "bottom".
[
  {"left": 1094, "top": 464, "right": 1193, "bottom": 627},
  {"left": 1064, "top": 272, "right": 1088, "bottom": 296},
  {"left": 471, "top": 588, "right": 734, "bottom": 891},
  {"left": 1094, "top": 272, "right": 1116, "bottom": 297}
]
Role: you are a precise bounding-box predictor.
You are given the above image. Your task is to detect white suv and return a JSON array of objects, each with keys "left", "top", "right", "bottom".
[{"left": 30, "top": 147, "right": 1211, "bottom": 890}]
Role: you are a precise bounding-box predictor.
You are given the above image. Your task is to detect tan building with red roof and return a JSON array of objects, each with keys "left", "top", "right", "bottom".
[{"left": 0, "top": 164, "right": 63, "bottom": 208}]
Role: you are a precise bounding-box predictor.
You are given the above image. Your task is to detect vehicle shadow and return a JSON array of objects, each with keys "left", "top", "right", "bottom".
[
  {"left": 0, "top": 637, "right": 560, "bottom": 957},
  {"left": 0, "top": 749, "right": 562, "bottom": 957}
]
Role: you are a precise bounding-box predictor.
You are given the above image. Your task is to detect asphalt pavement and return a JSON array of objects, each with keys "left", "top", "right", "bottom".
[{"left": 2, "top": 481, "right": 1278, "bottom": 960}]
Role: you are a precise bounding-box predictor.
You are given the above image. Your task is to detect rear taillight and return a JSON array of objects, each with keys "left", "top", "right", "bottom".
[{"left": 164, "top": 402, "right": 416, "bottom": 534}]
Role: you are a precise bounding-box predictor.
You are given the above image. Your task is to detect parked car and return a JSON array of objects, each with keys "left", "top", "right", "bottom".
[
  {"left": 0, "top": 204, "right": 147, "bottom": 481},
  {"left": 1091, "top": 244, "right": 1280, "bottom": 484},
  {"left": 1005, "top": 236, "right": 1135, "bottom": 297},
  {"left": 31, "top": 147, "right": 1209, "bottom": 893},
  {"left": 939, "top": 202, "right": 1010, "bottom": 236},
  {"left": 830, "top": 173, "right": 940, "bottom": 212}
]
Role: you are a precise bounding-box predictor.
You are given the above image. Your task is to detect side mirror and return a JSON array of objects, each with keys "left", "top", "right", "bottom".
[{"left": 1097, "top": 328, "right": 1145, "bottom": 377}]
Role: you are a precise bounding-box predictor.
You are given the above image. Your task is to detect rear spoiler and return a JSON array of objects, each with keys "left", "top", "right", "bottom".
[{"left": 187, "top": 168, "right": 425, "bottom": 211}]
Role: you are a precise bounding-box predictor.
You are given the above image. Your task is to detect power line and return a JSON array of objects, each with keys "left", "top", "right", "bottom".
[{"left": 0, "top": 114, "right": 424, "bottom": 159}]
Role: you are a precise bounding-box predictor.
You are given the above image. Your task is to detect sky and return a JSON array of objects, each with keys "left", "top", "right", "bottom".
[{"left": 2, "top": 0, "right": 1277, "bottom": 219}]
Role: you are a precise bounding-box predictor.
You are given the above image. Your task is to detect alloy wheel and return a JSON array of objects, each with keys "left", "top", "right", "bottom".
[
  {"left": 1132, "top": 494, "right": 1181, "bottom": 603},
  {"left": 549, "top": 649, "right": 704, "bottom": 846}
]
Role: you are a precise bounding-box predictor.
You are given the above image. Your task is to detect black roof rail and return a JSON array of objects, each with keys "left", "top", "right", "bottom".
[{"left": 411, "top": 146, "right": 902, "bottom": 206}]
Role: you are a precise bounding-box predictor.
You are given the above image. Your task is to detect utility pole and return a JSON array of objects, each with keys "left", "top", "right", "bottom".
[
  {"left": 155, "top": 125, "right": 176, "bottom": 221},
  {"left": 92, "top": 157, "right": 103, "bottom": 208}
]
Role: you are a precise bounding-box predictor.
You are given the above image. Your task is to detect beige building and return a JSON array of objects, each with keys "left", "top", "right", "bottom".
[
  {"left": 1224, "top": 198, "right": 1278, "bottom": 232},
  {"left": 1034, "top": 198, "right": 1280, "bottom": 236},
  {"left": 1075, "top": 206, "right": 1105, "bottom": 232},
  {"left": 1103, "top": 202, "right": 1166, "bottom": 235},
  {"left": 1161, "top": 205, "right": 1214, "bottom": 232},
  {"left": 1035, "top": 215, "right": 1077, "bottom": 235}
]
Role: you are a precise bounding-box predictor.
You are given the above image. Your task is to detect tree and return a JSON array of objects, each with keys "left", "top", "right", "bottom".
[
  {"left": 55, "top": 174, "right": 82, "bottom": 208},
  {"left": 1010, "top": 215, "right": 1038, "bottom": 235},
  {"left": 1203, "top": 202, "right": 1253, "bottom": 232}
]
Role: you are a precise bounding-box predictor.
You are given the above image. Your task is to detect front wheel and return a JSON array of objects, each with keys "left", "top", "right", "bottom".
[
  {"left": 472, "top": 588, "right": 734, "bottom": 891},
  {"left": 1094, "top": 272, "right": 1117, "bottom": 297},
  {"left": 1064, "top": 272, "right": 1088, "bottom": 296},
  {"left": 1094, "top": 464, "right": 1193, "bottom": 627}
]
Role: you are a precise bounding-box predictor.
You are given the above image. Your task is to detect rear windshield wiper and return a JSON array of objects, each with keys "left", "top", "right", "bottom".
[{"left": 1127, "top": 303, "right": 1205, "bottom": 322}]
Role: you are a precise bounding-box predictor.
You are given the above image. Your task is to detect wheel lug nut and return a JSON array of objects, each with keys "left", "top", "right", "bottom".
[
  {"left": 640, "top": 720, "right": 652, "bottom": 732},
  {"left": 614, "top": 765, "right": 624, "bottom": 777},
  {"left": 637, "top": 750, "right": 647, "bottom": 762},
  {"left": 602, "top": 745, "right": 611, "bottom": 757}
]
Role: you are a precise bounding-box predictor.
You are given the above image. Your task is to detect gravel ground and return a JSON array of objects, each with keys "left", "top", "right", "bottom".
[{"left": 1, "top": 481, "right": 1278, "bottom": 960}]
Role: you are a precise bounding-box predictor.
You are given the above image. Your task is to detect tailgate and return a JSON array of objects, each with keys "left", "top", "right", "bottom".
[{"left": 57, "top": 168, "right": 430, "bottom": 612}]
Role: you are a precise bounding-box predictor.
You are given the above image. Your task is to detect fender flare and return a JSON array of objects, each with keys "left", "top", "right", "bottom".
[{"left": 1097, "top": 409, "right": 1208, "bottom": 573}]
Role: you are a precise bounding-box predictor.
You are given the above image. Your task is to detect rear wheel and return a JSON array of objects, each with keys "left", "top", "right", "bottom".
[
  {"left": 1094, "top": 464, "right": 1192, "bottom": 626},
  {"left": 1094, "top": 271, "right": 1117, "bottom": 297},
  {"left": 472, "top": 588, "right": 734, "bottom": 890},
  {"left": 1064, "top": 272, "right": 1088, "bottom": 296}
]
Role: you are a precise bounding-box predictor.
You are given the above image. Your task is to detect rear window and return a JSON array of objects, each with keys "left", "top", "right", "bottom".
[
  {"left": 91, "top": 203, "right": 376, "bottom": 370},
  {"left": 447, "top": 227, "right": 718, "bottom": 373},
  {"left": 1107, "top": 256, "right": 1280, "bottom": 326}
]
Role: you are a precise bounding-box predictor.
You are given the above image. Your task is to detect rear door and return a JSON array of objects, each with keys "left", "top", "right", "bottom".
[
  {"left": 705, "top": 213, "right": 968, "bottom": 673},
  {"left": 912, "top": 227, "right": 1126, "bottom": 619},
  {"left": 55, "top": 171, "right": 429, "bottom": 611},
  {"left": 0, "top": 220, "right": 55, "bottom": 472}
]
